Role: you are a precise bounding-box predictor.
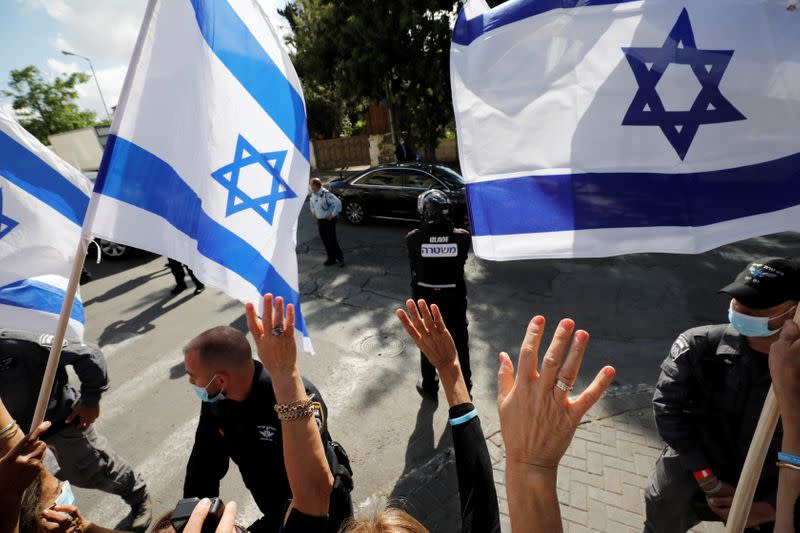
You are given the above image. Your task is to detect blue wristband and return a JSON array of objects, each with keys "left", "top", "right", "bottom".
[
  {"left": 778, "top": 452, "right": 800, "bottom": 466},
  {"left": 449, "top": 408, "right": 478, "bottom": 426}
]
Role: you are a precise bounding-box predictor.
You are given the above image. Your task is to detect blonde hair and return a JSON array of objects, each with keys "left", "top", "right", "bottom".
[{"left": 340, "top": 507, "right": 429, "bottom": 533}]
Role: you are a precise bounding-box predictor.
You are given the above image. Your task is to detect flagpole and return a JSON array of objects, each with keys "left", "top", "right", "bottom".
[
  {"left": 725, "top": 305, "right": 800, "bottom": 532},
  {"left": 28, "top": 0, "right": 159, "bottom": 434},
  {"left": 28, "top": 235, "right": 91, "bottom": 432}
]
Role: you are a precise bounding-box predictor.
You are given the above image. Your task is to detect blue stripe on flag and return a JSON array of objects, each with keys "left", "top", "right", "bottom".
[
  {"left": 453, "top": 0, "right": 637, "bottom": 46},
  {"left": 0, "top": 130, "right": 89, "bottom": 226},
  {"left": 0, "top": 279, "right": 84, "bottom": 323},
  {"left": 190, "top": 0, "right": 310, "bottom": 160},
  {"left": 95, "top": 134, "right": 308, "bottom": 335},
  {"left": 466, "top": 152, "right": 800, "bottom": 236}
]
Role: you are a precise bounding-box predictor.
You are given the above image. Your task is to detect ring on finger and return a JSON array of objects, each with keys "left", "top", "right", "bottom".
[
  {"left": 271, "top": 326, "right": 284, "bottom": 336},
  {"left": 555, "top": 379, "right": 573, "bottom": 393}
]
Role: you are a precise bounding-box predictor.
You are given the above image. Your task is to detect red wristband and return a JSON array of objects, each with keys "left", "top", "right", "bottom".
[{"left": 693, "top": 469, "right": 714, "bottom": 481}]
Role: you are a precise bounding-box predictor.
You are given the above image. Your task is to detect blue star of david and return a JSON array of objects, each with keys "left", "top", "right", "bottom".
[
  {"left": 211, "top": 135, "right": 297, "bottom": 225},
  {"left": 0, "top": 188, "right": 19, "bottom": 241},
  {"left": 621, "top": 8, "right": 746, "bottom": 160}
]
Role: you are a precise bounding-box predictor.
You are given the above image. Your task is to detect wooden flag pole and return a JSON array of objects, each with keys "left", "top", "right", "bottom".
[
  {"left": 725, "top": 305, "right": 800, "bottom": 531},
  {"left": 28, "top": 234, "right": 91, "bottom": 432}
]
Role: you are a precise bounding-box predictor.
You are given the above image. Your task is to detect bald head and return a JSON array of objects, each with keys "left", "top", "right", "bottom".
[{"left": 184, "top": 326, "right": 252, "bottom": 370}]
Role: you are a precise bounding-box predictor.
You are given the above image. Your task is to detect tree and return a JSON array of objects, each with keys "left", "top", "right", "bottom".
[
  {"left": 281, "top": 1, "right": 465, "bottom": 158},
  {"left": 3, "top": 66, "right": 96, "bottom": 143}
]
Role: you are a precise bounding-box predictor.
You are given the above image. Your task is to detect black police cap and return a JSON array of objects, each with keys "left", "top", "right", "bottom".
[{"left": 719, "top": 257, "right": 800, "bottom": 309}]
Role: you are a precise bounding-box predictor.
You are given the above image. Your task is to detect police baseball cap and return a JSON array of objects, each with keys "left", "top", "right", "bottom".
[{"left": 719, "top": 258, "right": 800, "bottom": 309}]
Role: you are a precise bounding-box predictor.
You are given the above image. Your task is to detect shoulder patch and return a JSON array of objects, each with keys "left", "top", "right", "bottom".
[
  {"left": 669, "top": 335, "right": 690, "bottom": 360},
  {"left": 311, "top": 401, "right": 325, "bottom": 432},
  {"left": 38, "top": 334, "right": 68, "bottom": 350}
]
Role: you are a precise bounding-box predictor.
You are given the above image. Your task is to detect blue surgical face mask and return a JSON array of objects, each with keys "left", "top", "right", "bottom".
[
  {"left": 192, "top": 375, "right": 226, "bottom": 403},
  {"left": 54, "top": 481, "right": 76, "bottom": 507},
  {"left": 728, "top": 302, "right": 794, "bottom": 337}
]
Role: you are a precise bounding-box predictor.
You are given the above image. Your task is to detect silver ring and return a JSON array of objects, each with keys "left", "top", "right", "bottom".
[
  {"left": 271, "top": 326, "right": 284, "bottom": 336},
  {"left": 555, "top": 379, "right": 573, "bottom": 393}
]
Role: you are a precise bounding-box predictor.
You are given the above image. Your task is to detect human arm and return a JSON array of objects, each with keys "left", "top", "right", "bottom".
[
  {"left": 183, "top": 404, "right": 230, "bottom": 499},
  {"left": 396, "top": 299, "right": 500, "bottom": 532},
  {"left": 0, "top": 395, "right": 50, "bottom": 533},
  {"left": 652, "top": 332, "right": 716, "bottom": 481},
  {"left": 245, "top": 294, "right": 333, "bottom": 522},
  {"left": 61, "top": 342, "right": 109, "bottom": 429},
  {"left": 497, "top": 316, "right": 615, "bottom": 533},
  {"left": 326, "top": 191, "right": 342, "bottom": 219},
  {"left": 769, "top": 318, "right": 800, "bottom": 533}
]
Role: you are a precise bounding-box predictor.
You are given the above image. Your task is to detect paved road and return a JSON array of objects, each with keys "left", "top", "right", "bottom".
[{"left": 71, "top": 214, "right": 799, "bottom": 530}]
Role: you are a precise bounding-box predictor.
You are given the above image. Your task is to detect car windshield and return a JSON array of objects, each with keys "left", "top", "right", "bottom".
[{"left": 430, "top": 165, "right": 465, "bottom": 189}]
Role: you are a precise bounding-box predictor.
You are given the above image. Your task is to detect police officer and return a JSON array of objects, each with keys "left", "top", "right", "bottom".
[
  {"left": 406, "top": 190, "right": 472, "bottom": 399},
  {"left": 0, "top": 329, "right": 152, "bottom": 532},
  {"left": 182, "top": 325, "right": 353, "bottom": 533},
  {"left": 645, "top": 258, "right": 800, "bottom": 532}
]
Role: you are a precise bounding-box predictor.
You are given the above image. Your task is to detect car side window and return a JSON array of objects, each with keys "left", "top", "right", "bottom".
[
  {"left": 403, "top": 171, "right": 436, "bottom": 189},
  {"left": 357, "top": 171, "right": 403, "bottom": 187}
]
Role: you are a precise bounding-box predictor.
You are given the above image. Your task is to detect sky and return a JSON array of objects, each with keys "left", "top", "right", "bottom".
[{"left": 0, "top": 0, "right": 291, "bottom": 119}]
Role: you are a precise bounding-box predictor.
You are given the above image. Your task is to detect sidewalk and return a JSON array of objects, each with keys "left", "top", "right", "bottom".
[{"left": 380, "top": 385, "right": 726, "bottom": 533}]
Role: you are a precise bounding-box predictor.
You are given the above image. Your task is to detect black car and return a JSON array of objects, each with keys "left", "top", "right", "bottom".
[{"left": 327, "top": 163, "right": 469, "bottom": 226}]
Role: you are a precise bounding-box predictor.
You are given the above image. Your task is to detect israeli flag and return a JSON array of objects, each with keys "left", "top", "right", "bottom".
[
  {"left": 88, "top": 0, "right": 312, "bottom": 350},
  {"left": 0, "top": 111, "right": 90, "bottom": 340},
  {"left": 452, "top": 0, "right": 800, "bottom": 260}
]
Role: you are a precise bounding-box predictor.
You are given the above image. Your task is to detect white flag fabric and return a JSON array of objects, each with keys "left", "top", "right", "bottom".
[
  {"left": 88, "top": 0, "right": 313, "bottom": 350},
  {"left": 0, "top": 111, "right": 90, "bottom": 340},
  {"left": 451, "top": 0, "right": 800, "bottom": 260}
]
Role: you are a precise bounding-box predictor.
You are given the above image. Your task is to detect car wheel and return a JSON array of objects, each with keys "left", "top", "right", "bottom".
[
  {"left": 98, "top": 239, "right": 127, "bottom": 259},
  {"left": 345, "top": 201, "right": 366, "bottom": 224}
]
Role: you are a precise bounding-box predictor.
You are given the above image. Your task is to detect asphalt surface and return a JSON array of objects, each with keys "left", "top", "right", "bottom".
[{"left": 71, "top": 214, "right": 799, "bottom": 529}]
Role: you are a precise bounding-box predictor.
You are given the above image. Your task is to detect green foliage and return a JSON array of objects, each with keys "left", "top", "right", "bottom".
[
  {"left": 2, "top": 65, "right": 96, "bottom": 143},
  {"left": 281, "top": 0, "right": 465, "bottom": 157}
]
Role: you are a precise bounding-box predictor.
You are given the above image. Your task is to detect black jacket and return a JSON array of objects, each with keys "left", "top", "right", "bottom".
[
  {"left": 0, "top": 328, "right": 109, "bottom": 434},
  {"left": 184, "top": 360, "right": 339, "bottom": 526},
  {"left": 395, "top": 142, "right": 415, "bottom": 162},
  {"left": 653, "top": 324, "right": 780, "bottom": 505},
  {"left": 406, "top": 223, "right": 471, "bottom": 299},
  {"left": 449, "top": 403, "right": 501, "bottom": 532}
]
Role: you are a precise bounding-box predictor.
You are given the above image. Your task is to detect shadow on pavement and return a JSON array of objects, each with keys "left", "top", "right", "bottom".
[
  {"left": 96, "top": 291, "right": 196, "bottom": 347},
  {"left": 386, "top": 398, "right": 459, "bottom": 532}
]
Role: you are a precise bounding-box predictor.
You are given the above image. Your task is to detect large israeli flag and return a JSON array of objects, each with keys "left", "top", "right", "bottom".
[
  {"left": 0, "top": 111, "right": 90, "bottom": 340},
  {"left": 88, "top": 0, "right": 313, "bottom": 350},
  {"left": 452, "top": 0, "right": 800, "bottom": 260}
]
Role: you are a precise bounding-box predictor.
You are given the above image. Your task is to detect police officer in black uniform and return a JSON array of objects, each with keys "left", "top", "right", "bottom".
[
  {"left": 645, "top": 258, "right": 800, "bottom": 532},
  {"left": 406, "top": 190, "right": 472, "bottom": 399},
  {"left": 0, "top": 329, "right": 152, "bottom": 531},
  {"left": 182, "top": 326, "right": 353, "bottom": 533}
]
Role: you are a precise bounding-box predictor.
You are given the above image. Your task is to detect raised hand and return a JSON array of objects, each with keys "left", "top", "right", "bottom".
[
  {"left": 0, "top": 421, "right": 50, "bottom": 499},
  {"left": 396, "top": 299, "right": 458, "bottom": 370},
  {"left": 769, "top": 319, "right": 800, "bottom": 428},
  {"left": 497, "top": 316, "right": 615, "bottom": 470},
  {"left": 245, "top": 293, "right": 297, "bottom": 378}
]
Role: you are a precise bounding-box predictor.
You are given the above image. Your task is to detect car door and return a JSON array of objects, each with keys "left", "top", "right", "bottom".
[
  {"left": 398, "top": 170, "right": 440, "bottom": 218},
  {"left": 351, "top": 170, "right": 404, "bottom": 217}
]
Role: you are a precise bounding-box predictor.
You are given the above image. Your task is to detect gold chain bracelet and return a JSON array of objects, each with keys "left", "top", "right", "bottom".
[{"left": 274, "top": 394, "right": 315, "bottom": 421}]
